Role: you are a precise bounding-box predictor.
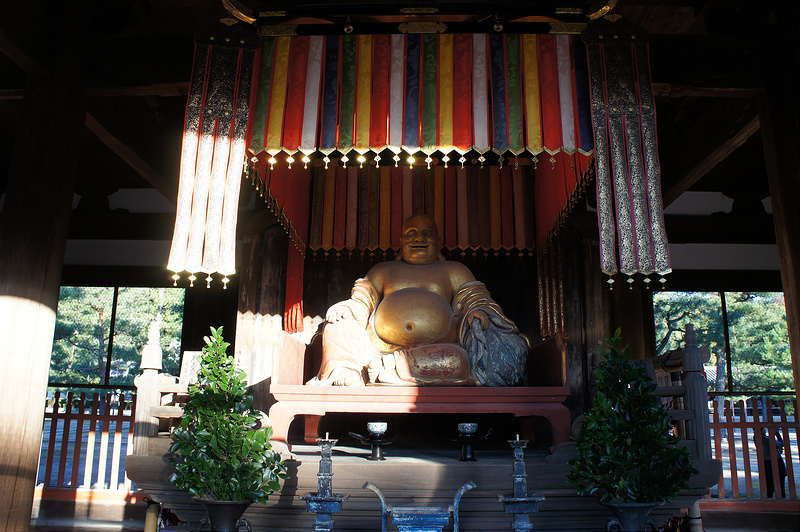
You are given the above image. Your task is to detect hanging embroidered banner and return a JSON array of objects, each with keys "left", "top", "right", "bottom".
[
  {"left": 583, "top": 19, "right": 671, "bottom": 288},
  {"left": 248, "top": 33, "right": 594, "bottom": 163},
  {"left": 167, "top": 23, "right": 260, "bottom": 287}
]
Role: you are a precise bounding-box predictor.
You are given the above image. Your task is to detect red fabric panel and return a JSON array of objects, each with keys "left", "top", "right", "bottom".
[
  {"left": 534, "top": 152, "right": 567, "bottom": 245},
  {"left": 282, "top": 36, "right": 310, "bottom": 152},
  {"left": 452, "top": 34, "right": 473, "bottom": 152},
  {"left": 284, "top": 168, "right": 311, "bottom": 242},
  {"left": 269, "top": 164, "right": 287, "bottom": 210},
  {"left": 537, "top": 35, "right": 562, "bottom": 153},
  {"left": 370, "top": 34, "right": 391, "bottom": 148}
]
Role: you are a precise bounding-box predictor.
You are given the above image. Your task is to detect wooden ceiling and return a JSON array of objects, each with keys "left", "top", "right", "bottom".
[{"left": 0, "top": 0, "right": 797, "bottom": 245}]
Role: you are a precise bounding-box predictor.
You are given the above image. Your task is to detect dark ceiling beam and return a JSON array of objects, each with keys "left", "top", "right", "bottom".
[
  {"left": 84, "top": 114, "right": 177, "bottom": 203},
  {"left": 0, "top": 83, "right": 191, "bottom": 100},
  {"left": 564, "top": 209, "right": 775, "bottom": 246},
  {"left": 652, "top": 83, "right": 761, "bottom": 99},
  {"left": 67, "top": 212, "right": 176, "bottom": 240},
  {"left": 662, "top": 113, "right": 760, "bottom": 206},
  {"left": 647, "top": 34, "right": 761, "bottom": 91},
  {"left": 228, "top": 1, "right": 587, "bottom": 21},
  {"left": 665, "top": 214, "right": 775, "bottom": 245},
  {"left": 0, "top": 29, "right": 48, "bottom": 77}
]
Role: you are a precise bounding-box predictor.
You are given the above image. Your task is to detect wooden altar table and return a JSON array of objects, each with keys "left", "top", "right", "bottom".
[{"left": 267, "top": 384, "right": 571, "bottom": 451}]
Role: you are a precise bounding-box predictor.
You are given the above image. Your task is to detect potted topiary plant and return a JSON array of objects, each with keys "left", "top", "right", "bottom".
[
  {"left": 169, "top": 327, "right": 287, "bottom": 532},
  {"left": 567, "top": 329, "right": 697, "bottom": 532}
]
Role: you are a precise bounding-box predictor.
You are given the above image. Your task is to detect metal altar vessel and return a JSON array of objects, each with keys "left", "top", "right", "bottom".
[
  {"left": 350, "top": 421, "right": 394, "bottom": 460},
  {"left": 496, "top": 437, "right": 545, "bottom": 532},
  {"left": 363, "top": 480, "right": 476, "bottom": 532},
  {"left": 301, "top": 435, "right": 349, "bottom": 532}
]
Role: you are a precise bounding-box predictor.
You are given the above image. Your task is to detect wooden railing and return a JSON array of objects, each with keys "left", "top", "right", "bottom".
[
  {"left": 707, "top": 397, "right": 798, "bottom": 505},
  {"left": 38, "top": 391, "right": 136, "bottom": 491}
]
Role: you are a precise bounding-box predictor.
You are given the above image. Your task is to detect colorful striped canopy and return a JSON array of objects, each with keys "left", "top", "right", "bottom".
[{"left": 248, "top": 33, "right": 594, "bottom": 160}]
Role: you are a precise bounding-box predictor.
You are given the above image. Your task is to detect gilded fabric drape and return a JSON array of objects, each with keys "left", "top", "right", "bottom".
[
  {"left": 583, "top": 19, "right": 671, "bottom": 288},
  {"left": 167, "top": 24, "right": 260, "bottom": 286}
]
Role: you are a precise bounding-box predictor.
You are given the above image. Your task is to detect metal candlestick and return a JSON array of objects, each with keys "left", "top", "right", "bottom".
[
  {"left": 301, "top": 434, "right": 349, "bottom": 532},
  {"left": 497, "top": 436, "right": 544, "bottom": 532}
]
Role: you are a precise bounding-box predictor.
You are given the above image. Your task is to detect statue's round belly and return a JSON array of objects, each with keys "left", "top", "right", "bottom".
[{"left": 373, "top": 288, "right": 453, "bottom": 347}]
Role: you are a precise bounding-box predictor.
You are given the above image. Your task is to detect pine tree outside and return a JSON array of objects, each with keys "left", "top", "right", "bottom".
[
  {"left": 49, "top": 286, "right": 186, "bottom": 394},
  {"left": 653, "top": 291, "right": 794, "bottom": 401}
]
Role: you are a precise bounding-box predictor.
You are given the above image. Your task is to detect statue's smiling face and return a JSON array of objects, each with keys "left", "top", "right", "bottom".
[{"left": 400, "top": 215, "right": 440, "bottom": 265}]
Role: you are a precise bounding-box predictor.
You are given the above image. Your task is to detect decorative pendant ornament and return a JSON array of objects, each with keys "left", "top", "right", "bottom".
[
  {"left": 268, "top": 156, "right": 277, "bottom": 170},
  {"left": 442, "top": 154, "right": 450, "bottom": 168},
  {"left": 302, "top": 154, "right": 310, "bottom": 168},
  {"left": 393, "top": 153, "right": 400, "bottom": 167},
  {"left": 532, "top": 155, "right": 538, "bottom": 170},
  {"left": 172, "top": 273, "right": 180, "bottom": 286},
  {"left": 357, "top": 154, "right": 366, "bottom": 168},
  {"left": 286, "top": 154, "right": 294, "bottom": 169},
  {"left": 478, "top": 155, "right": 485, "bottom": 168},
  {"left": 374, "top": 153, "right": 381, "bottom": 168},
  {"left": 498, "top": 155, "right": 504, "bottom": 169},
  {"left": 206, "top": 274, "right": 213, "bottom": 288},
  {"left": 459, "top": 155, "right": 466, "bottom": 169},
  {"left": 188, "top": 274, "right": 197, "bottom": 287},
  {"left": 341, "top": 154, "right": 349, "bottom": 168},
  {"left": 407, "top": 154, "right": 415, "bottom": 167},
  {"left": 323, "top": 155, "right": 330, "bottom": 169},
  {"left": 222, "top": 276, "right": 230, "bottom": 289},
  {"left": 425, "top": 155, "right": 433, "bottom": 169}
]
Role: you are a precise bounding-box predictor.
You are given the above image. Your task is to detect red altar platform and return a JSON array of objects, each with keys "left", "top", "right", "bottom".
[{"left": 267, "top": 384, "right": 572, "bottom": 451}]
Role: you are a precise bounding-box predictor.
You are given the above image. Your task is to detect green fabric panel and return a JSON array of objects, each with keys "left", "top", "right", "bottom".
[
  {"left": 249, "top": 37, "right": 274, "bottom": 153},
  {"left": 421, "top": 34, "right": 438, "bottom": 152},
  {"left": 505, "top": 34, "right": 524, "bottom": 154},
  {"left": 338, "top": 35, "right": 357, "bottom": 151}
]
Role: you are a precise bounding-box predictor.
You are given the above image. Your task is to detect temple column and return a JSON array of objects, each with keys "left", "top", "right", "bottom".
[
  {"left": 758, "top": 1, "right": 800, "bottom": 404},
  {"left": 0, "top": 8, "right": 87, "bottom": 531}
]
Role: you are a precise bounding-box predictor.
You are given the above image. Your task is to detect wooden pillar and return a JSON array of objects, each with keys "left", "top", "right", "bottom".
[
  {"left": 610, "top": 280, "right": 656, "bottom": 360},
  {"left": 234, "top": 212, "right": 288, "bottom": 410},
  {"left": 0, "top": 16, "right": 86, "bottom": 532},
  {"left": 758, "top": 1, "right": 800, "bottom": 408}
]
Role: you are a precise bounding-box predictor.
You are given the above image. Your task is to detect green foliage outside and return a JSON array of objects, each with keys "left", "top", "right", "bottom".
[
  {"left": 568, "top": 330, "right": 696, "bottom": 504},
  {"left": 653, "top": 291, "right": 793, "bottom": 395},
  {"left": 50, "top": 286, "right": 185, "bottom": 390},
  {"left": 170, "top": 327, "right": 288, "bottom": 503}
]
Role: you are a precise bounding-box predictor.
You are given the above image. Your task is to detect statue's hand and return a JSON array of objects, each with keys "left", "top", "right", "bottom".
[
  {"left": 467, "top": 310, "right": 491, "bottom": 331},
  {"left": 326, "top": 301, "right": 354, "bottom": 323}
]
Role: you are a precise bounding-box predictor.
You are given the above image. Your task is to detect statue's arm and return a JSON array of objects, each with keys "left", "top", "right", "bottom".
[
  {"left": 453, "top": 280, "right": 529, "bottom": 348},
  {"left": 326, "top": 278, "right": 379, "bottom": 325}
]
